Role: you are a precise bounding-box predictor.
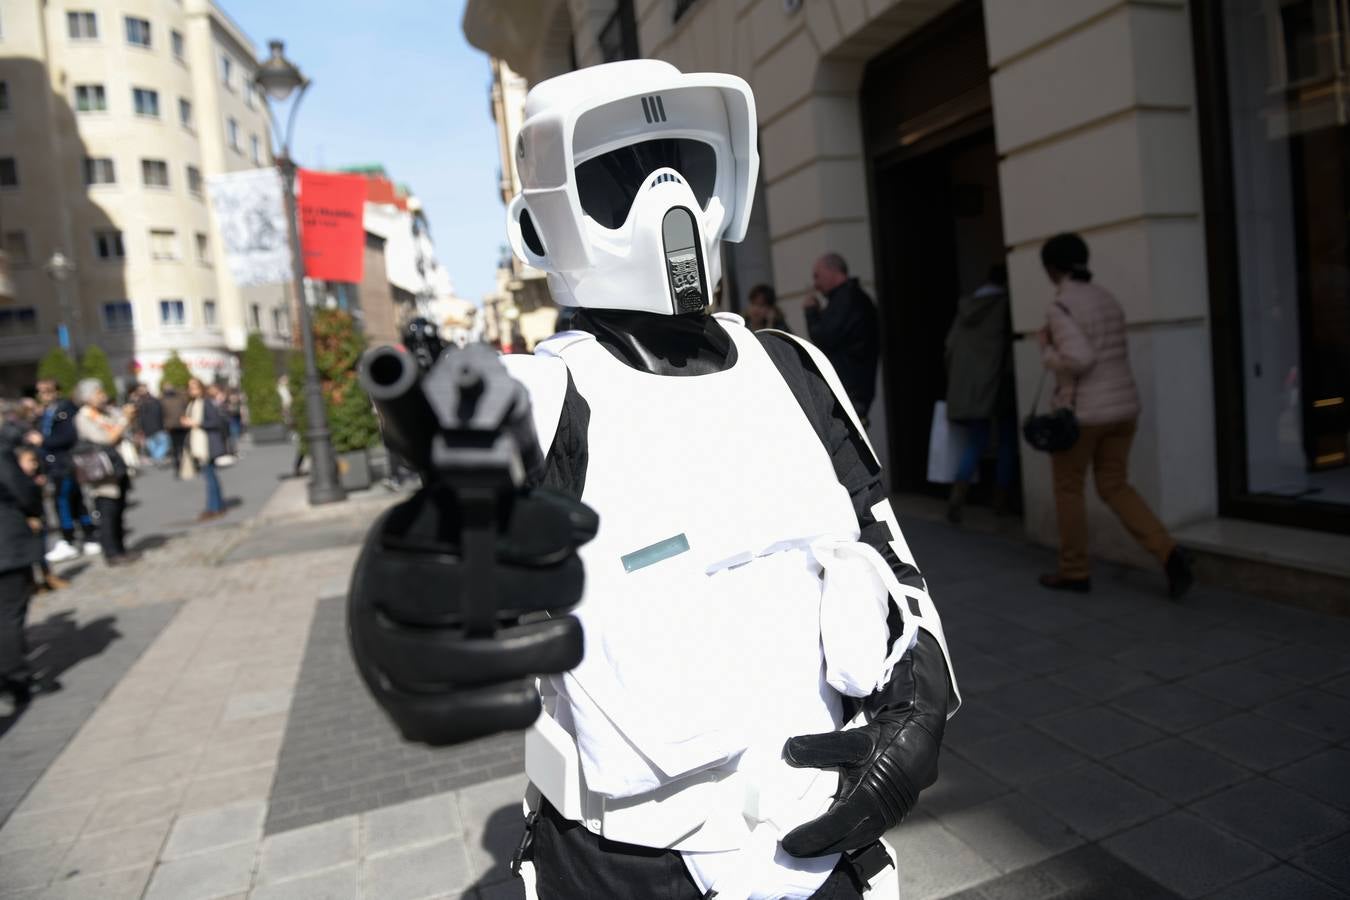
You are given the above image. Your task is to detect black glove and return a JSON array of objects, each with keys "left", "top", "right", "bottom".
[
  {"left": 348, "top": 482, "right": 596, "bottom": 746},
  {"left": 781, "top": 630, "right": 950, "bottom": 858}
]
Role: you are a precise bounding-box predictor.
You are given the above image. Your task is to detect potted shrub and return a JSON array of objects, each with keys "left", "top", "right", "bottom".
[
  {"left": 37, "top": 348, "right": 79, "bottom": 394},
  {"left": 241, "top": 333, "right": 287, "bottom": 444},
  {"left": 288, "top": 309, "right": 379, "bottom": 491},
  {"left": 161, "top": 351, "right": 192, "bottom": 390},
  {"left": 79, "top": 345, "right": 117, "bottom": 398}
]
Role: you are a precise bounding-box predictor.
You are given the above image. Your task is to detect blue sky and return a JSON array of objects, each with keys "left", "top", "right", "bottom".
[{"left": 224, "top": 0, "right": 504, "bottom": 302}]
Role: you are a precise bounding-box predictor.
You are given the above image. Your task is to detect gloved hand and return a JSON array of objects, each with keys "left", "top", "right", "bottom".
[
  {"left": 781, "top": 631, "right": 949, "bottom": 858},
  {"left": 348, "top": 483, "right": 596, "bottom": 746}
]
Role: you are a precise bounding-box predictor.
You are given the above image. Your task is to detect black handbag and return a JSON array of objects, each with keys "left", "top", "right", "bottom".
[
  {"left": 1023, "top": 302, "right": 1081, "bottom": 452},
  {"left": 71, "top": 441, "right": 126, "bottom": 485}
]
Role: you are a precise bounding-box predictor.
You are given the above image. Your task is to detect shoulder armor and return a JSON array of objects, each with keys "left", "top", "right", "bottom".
[
  {"left": 761, "top": 329, "right": 880, "bottom": 469},
  {"left": 500, "top": 352, "right": 569, "bottom": 457}
]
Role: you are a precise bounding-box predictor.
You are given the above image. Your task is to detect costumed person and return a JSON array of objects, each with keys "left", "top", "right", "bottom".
[{"left": 348, "top": 60, "right": 959, "bottom": 900}]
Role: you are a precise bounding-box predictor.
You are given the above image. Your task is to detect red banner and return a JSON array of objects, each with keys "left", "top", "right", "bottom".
[{"left": 298, "top": 169, "right": 366, "bottom": 282}]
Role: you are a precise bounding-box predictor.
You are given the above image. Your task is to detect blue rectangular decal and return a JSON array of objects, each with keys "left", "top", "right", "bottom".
[{"left": 621, "top": 533, "right": 690, "bottom": 573}]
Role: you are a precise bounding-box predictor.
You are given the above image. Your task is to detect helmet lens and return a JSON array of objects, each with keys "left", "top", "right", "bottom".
[{"left": 575, "top": 138, "right": 716, "bottom": 230}]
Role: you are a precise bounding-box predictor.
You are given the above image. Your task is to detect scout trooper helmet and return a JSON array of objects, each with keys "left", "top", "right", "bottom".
[{"left": 505, "top": 60, "right": 759, "bottom": 315}]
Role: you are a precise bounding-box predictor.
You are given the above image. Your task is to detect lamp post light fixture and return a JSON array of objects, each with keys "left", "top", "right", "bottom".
[
  {"left": 256, "top": 39, "right": 346, "bottom": 506},
  {"left": 44, "top": 250, "right": 79, "bottom": 354}
]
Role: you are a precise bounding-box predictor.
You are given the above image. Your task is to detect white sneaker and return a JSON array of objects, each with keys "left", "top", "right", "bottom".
[
  {"left": 83, "top": 542, "right": 103, "bottom": 556},
  {"left": 45, "top": 540, "right": 79, "bottom": 564}
]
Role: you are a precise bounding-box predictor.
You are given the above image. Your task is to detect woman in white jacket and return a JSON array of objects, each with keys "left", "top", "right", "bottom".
[{"left": 1036, "top": 233, "right": 1192, "bottom": 599}]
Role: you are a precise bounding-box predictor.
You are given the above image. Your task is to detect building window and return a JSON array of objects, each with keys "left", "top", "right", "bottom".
[
  {"left": 248, "top": 303, "right": 261, "bottom": 330},
  {"left": 3, "top": 231, "right": 29, "bottom": 266},
  {"left": 0, "top": 157, "right": 17, "bottom": 188},
  {"left": 101, "top": 301, "right": 134, "bottom": 332},
  {"left": 0, "top": 82, "right": 9, "bottom": 113},
  {"left": 186, "top": 165, "right": 202, "bottom": 196},
  {"left": 227, "top": 117, "right": 240, "bottom": 151},
  {"left": 219, "top": 54, "right": 234, "bottom": 90},
  {"left": 142, "top": 158, "right": 169, "bottom": 187},
  {"left": 0, "top": 307, "right": 38, "bottom": 338},
  {"left": 171, "top": 29, "right": 184, "bottom": 61},
  {"left": 124, "top": 16, "right": 151, "bottom": 48},
  {"left": 132, "top": 87, "right": 159, "bottom": 117},
  {"left": 598, "top": 0, "right": 639, "bottom": 62},
  {"left": 195, "top": 232, "right": 210, "bottom": 263},
  {"left": 159, "top": 299, "right": 187, "bottom": 328},
  {"left": 149, "top": 229, "right": 178, "bottom": 260},
  {"left": 245, "top": 84, "right": 256, "bottom": 109},
  {"left": 250, "top": 134, "right": 262, "bottom": 165},
  {"left": 83, "top": 157, "right": 115, "bottom": 186},
  {"left": 203, "top": 299, "right": 217, "bottom": 328},
  {"left": 74, "top": 83, "right": 107, "bottom": 112},
  {"left": 67, "top": 11, "right": 98, "bottom": 40},
  {"left": 179, "top": 97, "right": 192, "bottom": 128},
  {"left": 93, "top": 229, "right": 125, "bottom": 259},
  {"left": 272, "top": 307, "right": 289, "bottom": 338}
]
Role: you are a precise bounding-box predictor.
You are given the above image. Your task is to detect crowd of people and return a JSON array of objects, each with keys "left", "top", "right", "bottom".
[{"left": 0, "top": 376, "right": 239, "bottom": 706}]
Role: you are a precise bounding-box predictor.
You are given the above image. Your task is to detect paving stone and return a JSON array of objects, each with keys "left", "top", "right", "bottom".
[
  {"left": 457, "top": 775, "right": 530, "bottom": 886},
  {"left": 1180, "top": 664, "right": 1302, "bottom": 710},
  {"left": 938, "top": 794, "right": 1085, "bottom": 874},
  {"left": 251, "top": 862, "right": 359, "bottom": 900},
  {"left": 142, "top": 841, "right": 257, "bottom": 900},
  {"left": 958, "top": 728, "right": 1091, "bottom": 786},
  {"left": 1106, "top": 738, "right": 1251, "bottom": 805},
  {"left": 473, "top": 878, "right": 527, "bottom": 900},
  {"left": 0, "top": 801, "right": 95, "bottom": 853},
  {"left": 362, "top": 836, "right": 473, "bottom": 900},
  {"left": 1045, "top": 619, "right": 1141, "bottom": 657},
  {"left": 1186, "top": 712, "right": 1328, "bottom": 771},
  {"left": 1295, "top": 833, "right": 1350, "bottom": 891},
  {"left": 222, "top": 688, "right": 292, "bottom": 723},
  {"left": 1111, "top": 642, "right": 1223, "bottom": 681},
  {"left": 884, "top": 811, "right": 997, "bottom": 899},
  {"left": 1045, "top": 659, "right": 1160, "bottom": 701},
  {"left": 1191, "top": 779, "right": 1350, "bottom": 858},
  {"left": 1104, "top": 811, "right": 1275, "bottom": 898},
  {"left": 256, "top": 815, "right": 357, "bottom": 885},
  {"left": 58, "top": 818, "right": 171, "bottom": 879},
  {"left": 1256, "top": 689, "right": 1350, "bottom": 743},
  {"left": 919, "top": 753, "right": 1011, "bottom": 818},
  {"left": 162, "top": 801, "right": 266, "bottom": 860},
  {"left": 1109, "top": 683, "right": 1238, "bottom": 734},
  {"left": 1250, "top": 644, "right": 1350, "bottom": 684},
  {"left": 83, "top": 784, "right": 185, "bottom": 835},
  {"left": 363, "top": 792, "right": 464, "bottom": 857},
  {"left": 943, "top": 844, "right": 1182, "bottom": 900},
  {"left": 1022, "top": 763, "right": 1170, "bottom": 841},
  {"left": 1272, "top": 747, "right": 1350, "bottom": 812},
  {"left": 0, "top": 841, "right": 72, "bottom": 892},
  {"left": 1323, "top": 672, "right": 1350, "bottom": 699},
  {"left": 1203, "top": 864, "right": 1349, "bottom": 900},
  {"left": 944, "top": 704, "right": 1020, "bottom": 746},
  {"left": 995, "top": 677, "right": 1090, "bottom": 720},
  {"left": 37, "top": 864, "right": 153, "bottom": 900},
  {"left": 181, "top": 763, "right": 277, "bottom": 814},
  {"left": 1034, "top": 706, "right": 1164, "bottom": 758}
]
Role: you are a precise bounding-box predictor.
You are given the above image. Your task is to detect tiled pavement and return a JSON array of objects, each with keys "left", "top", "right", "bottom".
[{"left": 0, "top": 481, "right": 1347, "bottom": 899}]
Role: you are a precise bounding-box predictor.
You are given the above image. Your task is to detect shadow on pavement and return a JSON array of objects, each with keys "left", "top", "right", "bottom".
[
  {"left": 0, "top": 611, "right": 121, "bottom": 740},
  {"left": 464, "top": 804, "right": 526, "bottom": 899}
]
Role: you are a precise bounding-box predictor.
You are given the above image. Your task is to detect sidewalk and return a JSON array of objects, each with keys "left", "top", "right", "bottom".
[{"left": 0, "top": 489, "right": 1346, "bottom": 899}]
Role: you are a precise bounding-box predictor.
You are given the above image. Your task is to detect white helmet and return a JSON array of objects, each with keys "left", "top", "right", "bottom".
[{"left": 506, "top": 60, "right": 759, "bottom": 315}]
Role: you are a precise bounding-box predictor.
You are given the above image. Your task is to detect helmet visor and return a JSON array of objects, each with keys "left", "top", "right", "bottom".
[{"left": 575, "top": 138, "right": 717, "bottom": 230}]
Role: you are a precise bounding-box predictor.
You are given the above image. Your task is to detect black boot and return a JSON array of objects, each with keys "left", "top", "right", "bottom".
[
  {"left": 947, "top": 481, "right": 969, "bottom": 524},
  {"left": 1166, "top": 547, "right": 1194, "bottom": 601}
]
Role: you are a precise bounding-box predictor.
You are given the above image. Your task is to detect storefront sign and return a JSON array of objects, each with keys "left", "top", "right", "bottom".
[{"left": 299, "top": 169, "right": 366, "bottom": 282}]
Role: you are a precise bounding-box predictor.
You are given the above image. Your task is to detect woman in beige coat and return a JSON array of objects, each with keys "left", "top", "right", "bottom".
[
  {"left": 1036, "top": 233, "right": 1192, "bottom": 598},
  {"left": 72, "top": 379, "right": 138, "bottom": 566}
]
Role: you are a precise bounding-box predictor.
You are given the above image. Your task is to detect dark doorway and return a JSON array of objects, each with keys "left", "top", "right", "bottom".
[{"left": 862, "top": 1, "right": 1017, "bottom": 501}]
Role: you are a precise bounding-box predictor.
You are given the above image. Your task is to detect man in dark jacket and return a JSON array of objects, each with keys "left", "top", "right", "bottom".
[
  {"left": 0, "top": 406, "right": 45, "bottom": 705},
  {"left": 134, "top": 385, "right": 167, "bottom": 464},
  {"left": 160, "top": 383, "right": 190, "bottom": 477},
  {"left": 804, "top": 253, "right": 880, "bottom": 421},
  {"left": 36, "top": 379, "right": 97, "bottom": 562}
]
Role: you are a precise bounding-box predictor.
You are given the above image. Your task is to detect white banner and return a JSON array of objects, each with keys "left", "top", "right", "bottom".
[{"left": 207, "top": 167, "right": 292, "bottom": 287}]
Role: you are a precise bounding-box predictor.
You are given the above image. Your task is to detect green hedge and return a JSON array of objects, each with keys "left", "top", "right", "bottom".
[
  {"left": 241, "top": 333, "right": 283, "bottom": 426},
  {"left": 79, "top": 345, "right": 117, "bottom": 398},
  {"left": 288, "top": 309, "right": 379, "bottom": 454},
  {"left": 37, "top": 348, "right": 78, "bottom": 394},
  {"left": 161, "top": 352, "right": 192, "bottom": 390}
]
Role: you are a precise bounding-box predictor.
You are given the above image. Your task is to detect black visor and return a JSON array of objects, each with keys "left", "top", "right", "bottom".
[{"left": 575, "top": 138, "right": 717, "bottom": 230}]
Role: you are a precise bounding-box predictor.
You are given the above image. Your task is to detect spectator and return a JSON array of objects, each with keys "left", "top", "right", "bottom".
[
  {"left": 35, "top": 379, "right": 99, "bottom": 562},
  {"left": 944, "top": 264, "right": 1017, "bottom": 522},
  {"left": 1036, "top": 232, "right": 1192, "bottom": 598},
  {"left": 0, "top": 401, "right": 44, "bottom": 706},
  {"left": 183, "top": 379, "right": 228, "bottom": 521},
  {"left": 804, "top": 252, "right": 880, "bottom": 421},
  {"left": 133, "top": 385, "right": 169, "bottom": 466},
  {"left": 160, "top": 382, "right": 190, "bottom": 478},
  {"left": 13, "top": 443, "right": 68, "bottom": 593},
  {"left": 73, "top": 379, "right": 137, "bottom": 566},
  {"left": 224, "top": 386, "right": 243, "bottom": 455},
  {"left": 744, "top": 283, "right": 791, "bottom": 333}
]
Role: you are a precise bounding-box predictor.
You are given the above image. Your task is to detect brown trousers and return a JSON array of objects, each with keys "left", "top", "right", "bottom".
[{"left": 1051, "top": 419, "right": 1175, "bottom": 580}]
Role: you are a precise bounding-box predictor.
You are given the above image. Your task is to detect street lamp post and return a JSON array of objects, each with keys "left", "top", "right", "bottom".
[
  {"left": 256, "top": 40, "right": 345, "bottom": 506},
  {"left": 44, "top": 250, "right": 79, "bottom": 355}
]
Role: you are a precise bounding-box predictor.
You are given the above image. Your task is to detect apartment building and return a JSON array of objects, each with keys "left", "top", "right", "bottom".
[
  {"left": 464, "top": 0, "right": 1350, "bottom": 583},
  {"left": 0, "top": 0, "right": 292, "bottom": 394}
]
